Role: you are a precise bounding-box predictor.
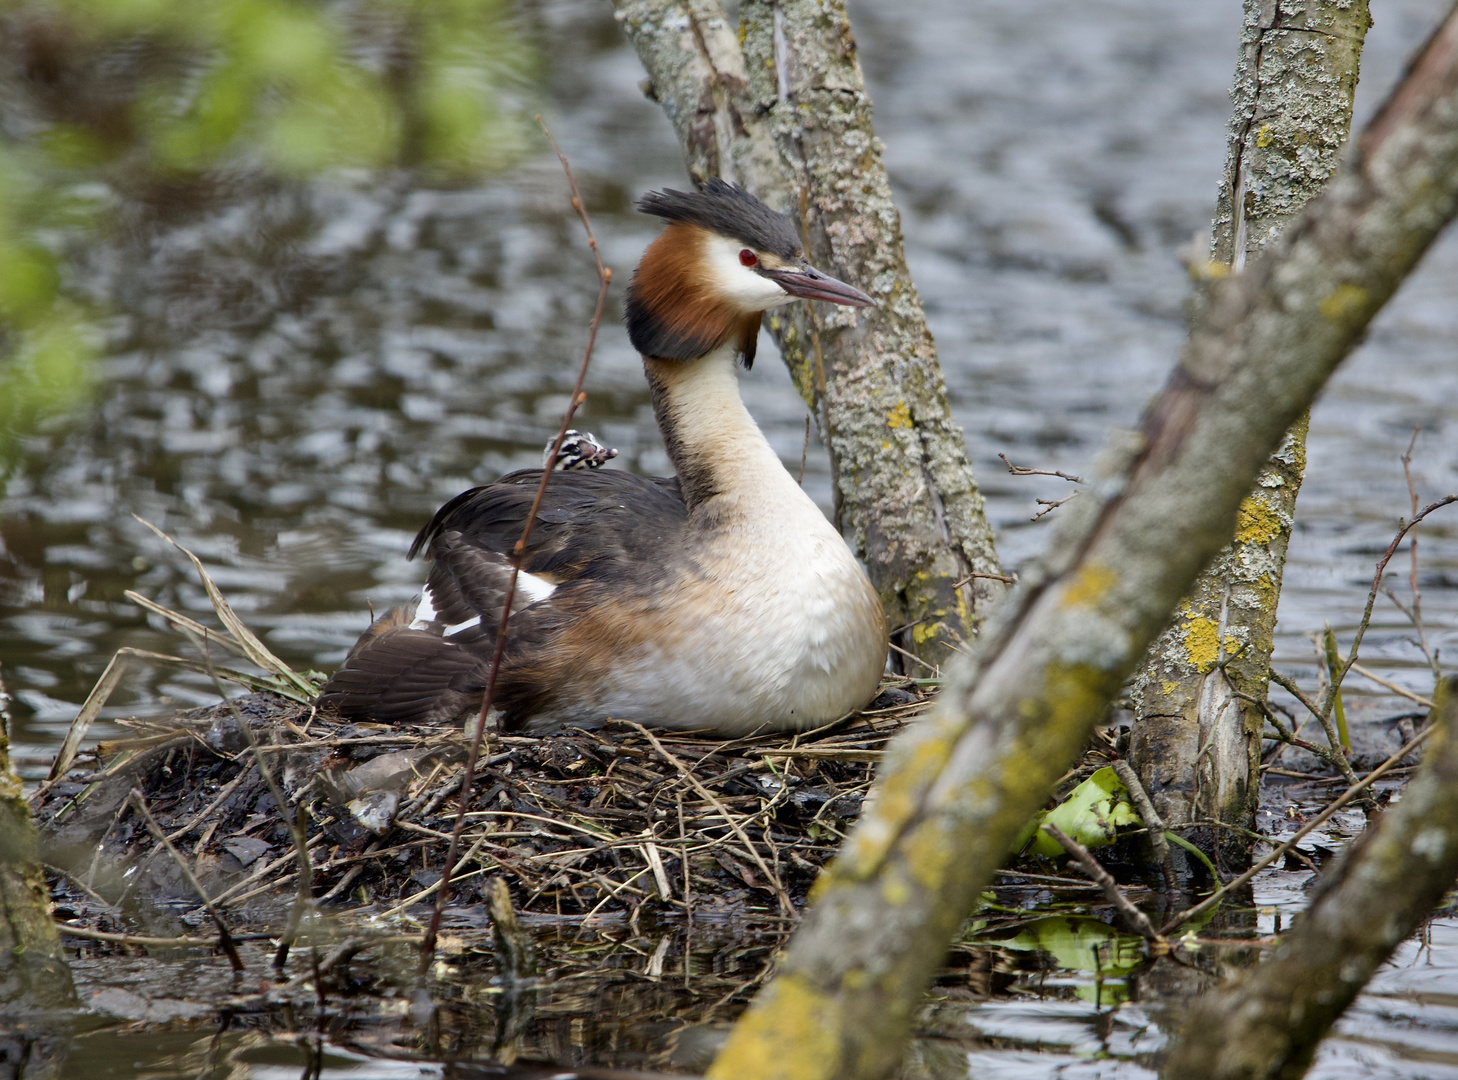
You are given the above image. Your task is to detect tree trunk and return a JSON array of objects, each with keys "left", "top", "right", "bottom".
[
  {"left": 0, "top": 669, "right": 75, "bottom": 1012},
  {"left": 1130, "top": 0, "right": 1371, "bottom": 870},
  {"left": 1162, "top": 676, "right": 1458, "bottom": 1080},
  {"left": 706, "top": 4, "right": 1458, "bottom": 1074},
  {"left": 612, "top": 0, "right": 1004, "bottom": 668}
]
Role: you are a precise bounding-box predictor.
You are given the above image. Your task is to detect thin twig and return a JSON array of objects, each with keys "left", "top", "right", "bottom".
[
  {"left": 631, "top": 723, "right": 794, "bottom": 916},
  {"left": 1401, "top": 429, "right": 1440, "bottom": 677},
  {"left": 953, "top": 571, "right": 1017, "bottom": 587},
  {"left": 163, "top": 765, "right": 255, "bottom": 843},
  {"left": 998, "top": 453, "right": 1083, "bottom": 483},
  {"left": 1031, "top": 493, "right": 1077, "bottom": 521},
  {"left": 55, "top": 923, "right": 272, "bottom": 948},
  {"left": 1270, "top": 669, "right": 1360, "bottom": 786},
  {"left": 1111, "top": 760, "right": 1175, "bottom": 890},
  {"left": 1335, "top": 494, "right": 1458, "bottom": 710},
  {"left": 1349, "top": 662, "right": 1434, "bottom": 708},
  {"left": 1042, "top": 824, "right": 1163, "bottom": 944},
  {"left": 419, "top": 123, "right": 612, "bottom": 975},
  {"left": 128, "top": 789, "right": 245, "bottom": 972}
]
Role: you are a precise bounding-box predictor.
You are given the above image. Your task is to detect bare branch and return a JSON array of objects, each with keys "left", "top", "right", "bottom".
[
  {"left": 1041, "top": 824, "right": 1164, "bottom": 944},
  {"left": 998, "top": 453, "right": 1084, "bottom": 483},
  {"left": 418, "top": 119, "right": 613, "bottom": 976}
]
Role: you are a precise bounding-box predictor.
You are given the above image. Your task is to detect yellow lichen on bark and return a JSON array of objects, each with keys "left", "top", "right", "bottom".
[
  {"left": 1181, "top": 612, "right": 1222, "bottom": 671},
  {"left": 902, "top": 819, "right": 956, "bottom": 891},
  {"left": 1318, "top": 282, "right": 1370, "bottom": 324},
  {"left": 1235, "top": 493, "right": 1283, "bottom": 545},
  {"left": 708, "top": 973, "right": 844, "bottom": 1080},
  {"left": 840, "top": 718, "right": 958, "bottom": 878},
  {"left": 1061, "top": 563, "right": 1117, "bottom": 608}
]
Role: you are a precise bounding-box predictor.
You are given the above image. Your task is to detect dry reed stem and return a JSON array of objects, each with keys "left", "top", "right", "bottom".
[{"left": 631, "top": 723, "right": 794, "bottom": 916}]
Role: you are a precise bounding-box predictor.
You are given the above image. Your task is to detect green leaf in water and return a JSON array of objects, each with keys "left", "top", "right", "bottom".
[{"left": 1026, "top": 766, "right": 1141, "bottom": 858}]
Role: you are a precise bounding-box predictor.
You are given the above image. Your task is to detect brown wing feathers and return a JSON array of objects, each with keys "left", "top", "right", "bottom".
[
  {"left": 321, "top": 627, "right": 487, "bottom": 726},
  {"left": 318, "top": 468, "right": 689, "bottom": 727}
]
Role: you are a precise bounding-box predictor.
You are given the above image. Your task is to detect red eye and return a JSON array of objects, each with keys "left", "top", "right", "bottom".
[{"left": 739, "top": 249, "right": 758, "bottom": 267}]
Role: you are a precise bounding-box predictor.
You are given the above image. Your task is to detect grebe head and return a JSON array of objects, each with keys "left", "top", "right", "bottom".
[
  {"left": 625, "top": 179, "right": 874, "bottom": 366},
  {"left": 545, "top": 430, "right": 618, "bottom": 471}
]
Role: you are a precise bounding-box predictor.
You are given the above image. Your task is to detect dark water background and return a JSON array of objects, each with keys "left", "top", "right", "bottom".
[{"left": 3, "top": 0, "right": 1458, "bottom": 1075}]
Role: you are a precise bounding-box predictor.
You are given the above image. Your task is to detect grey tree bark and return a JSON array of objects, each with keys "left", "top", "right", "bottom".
[
  {"left": 705, "top": 4, "right": 1458, "bottom": 1075},
  {"left": 612, "top": 0, "right": 1005, "bottom": 668},
  {"left": 1162, "top": 676, "right": 1458, "bottom": 1080},
  {"left": 0, "top": 670, "right": 75, "bottom": 1012},
  {"left": 1130, "top": 0, "right": 1371, "bottom": 869}
]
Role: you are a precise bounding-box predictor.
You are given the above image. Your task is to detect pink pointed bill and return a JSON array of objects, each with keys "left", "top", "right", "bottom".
[{"left": 765, "top": 265, "right": 875, "bottom": 307}]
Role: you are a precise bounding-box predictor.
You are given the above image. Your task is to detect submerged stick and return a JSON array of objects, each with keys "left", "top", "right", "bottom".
[
  {"left": 1162, "top": 676, "right": 1458, "bottom": 1080},
  {"left": 1042, "top": 824, "right": 1163, "bottom": 945},
  {"left": 418, "top": 120, "right": 612, "bottom": 975},
  {"left": 128, "top": 789, "right": 245, "bottom": 973}
]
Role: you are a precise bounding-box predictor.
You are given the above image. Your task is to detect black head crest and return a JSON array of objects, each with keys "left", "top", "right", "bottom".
[{"left": 637, "top": 179, "right": 801, "bottom": 260}]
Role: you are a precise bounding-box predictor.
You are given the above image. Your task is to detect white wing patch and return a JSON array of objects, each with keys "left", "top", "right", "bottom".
[
  {"left": 409, "top": 573, "right": 555, "bottom": 634},
  {"left": 514, "top": 572, "right": 557, "bottom": 604},
  {"left": 409, "top": 589, "right": 438, "bottom": 630}
]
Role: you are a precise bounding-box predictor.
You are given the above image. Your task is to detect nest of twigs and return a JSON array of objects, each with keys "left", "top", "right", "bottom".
[{"left": 34, "top": 686, "right": 927, "bottom": 933}]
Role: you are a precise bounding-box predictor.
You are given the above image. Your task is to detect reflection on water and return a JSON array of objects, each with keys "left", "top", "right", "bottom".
[
  {"left": 48, "top": 896, "right": 1458, "bottom": 1079},
  {"left": 4, "top": 0, "right": 1458, "bottom": 1076}
]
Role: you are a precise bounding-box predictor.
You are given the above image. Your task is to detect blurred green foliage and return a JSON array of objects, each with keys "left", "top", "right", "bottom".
[{"left": 0, "top": 0, "right": 535, "bottom": 469}]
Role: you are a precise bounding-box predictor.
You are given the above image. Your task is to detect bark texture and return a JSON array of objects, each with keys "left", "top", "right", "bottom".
[
  {"left": 0, "top": 701, "right": 75, "bottom": 1011},
  {"left": 708, "top": 5, "right": 1458, "bottom": 1075},
  {"left": 1130, "top": 0, "right": 1370, "bottom": 867},
  {"left": 1162, "top": 676, "right": 1458, "bottom": 1080},
  {"left": 613, "top": 0, "right": 1004, "bottom": 667}
]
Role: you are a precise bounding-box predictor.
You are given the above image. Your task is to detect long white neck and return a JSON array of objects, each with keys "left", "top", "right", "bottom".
[{"left": 644, "top": 343, "right": 811, "bottom": 519}]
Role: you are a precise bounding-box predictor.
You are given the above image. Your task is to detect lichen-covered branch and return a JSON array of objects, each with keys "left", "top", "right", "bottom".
[
  {"left": 1130, "top": 0, "right": 1370, "bottom": 867},
  {"left": 0, "top": 668, "right": 75, "bottom": 1011},
  {"left": 1161, "top": 676, "right": 1458, "bottom": 1080},
  {"left": 612, "top": 0, "right": 1003, "bottom": 668},
  {"left": 707, "top": 4, "right": 1458, "bottom": 1074}
]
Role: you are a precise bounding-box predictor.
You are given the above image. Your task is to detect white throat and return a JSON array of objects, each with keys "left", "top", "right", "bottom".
[{"left": 651, "top": 343, "right": 811, "bottom": 517}]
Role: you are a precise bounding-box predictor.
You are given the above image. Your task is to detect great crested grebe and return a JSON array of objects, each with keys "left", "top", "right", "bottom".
[{"left": 318, "top": 180, "right": 889, "bottom": 734}]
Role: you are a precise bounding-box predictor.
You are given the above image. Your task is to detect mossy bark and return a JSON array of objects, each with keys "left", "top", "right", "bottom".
[
  {"left": 1130, "top": 0, "right": 1370, "bottom": 869},
  {"left": 0, "top": 694, "right": 75, "bottom": 1011},
  {"left": 1162, "top": 676, "right": 1458, "bottom": 1080},
  {"left": 706, "top": 7, "right": 1458, "bottom": 1074},
  {"left": 612, "top": 0, "right": 1004, "bottom": 669}
]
